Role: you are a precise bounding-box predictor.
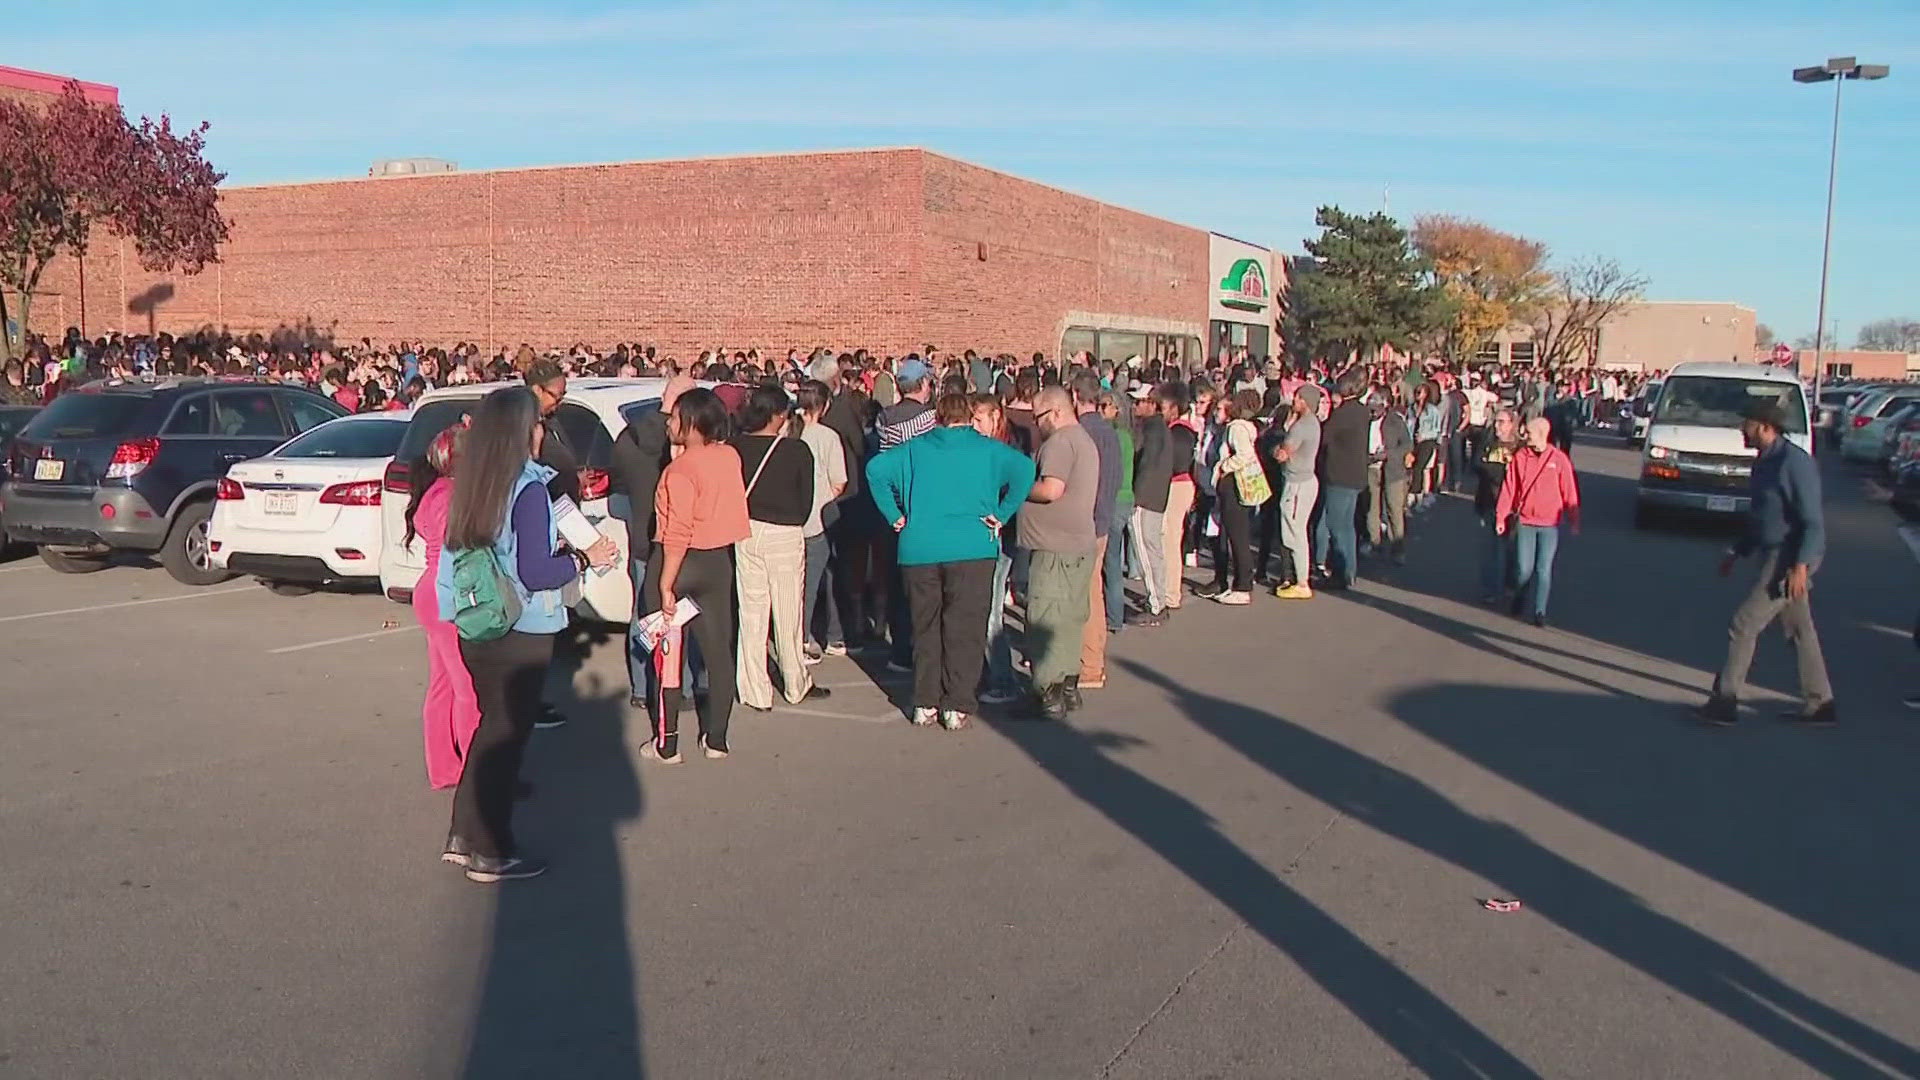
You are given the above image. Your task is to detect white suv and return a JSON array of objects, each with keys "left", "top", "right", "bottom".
[{"left": 378, "top": 378, "right": 668, "bottom": 624}]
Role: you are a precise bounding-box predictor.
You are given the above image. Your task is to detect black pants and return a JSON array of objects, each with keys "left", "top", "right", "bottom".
[
  {"left": 452, "top": 630, "right": 555, "bottom": 859},
  {"left": 1210, "top": 483, "right": 1254, "bottom": 592},
  {"left": 1186, "top": 491, "right": 1215, "bottom": 563},
  {"left": 1253, "top": 467, "right": 1285, "bottom": 579},
  {"left": 641, "top": 544, "right": 736, "bottom": 754},
  {"left": 903, "top": 558, "right": 995, "bottom": 713},
  {"left": 1412, "top": 439, "right": 1440, "bottom": 494}
]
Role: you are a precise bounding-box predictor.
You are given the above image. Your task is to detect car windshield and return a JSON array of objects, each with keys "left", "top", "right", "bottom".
[
  {"left": 21, "top": 393, "right": 149, "bottom": 439},
  {"left": 276, "top": 418, "right": 407, "bottom": 459},
  {"left": 1653, "top": 376, "right": 1807, "bottom": 434}
]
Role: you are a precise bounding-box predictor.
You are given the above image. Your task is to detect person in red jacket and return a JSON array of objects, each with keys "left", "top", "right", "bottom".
[{"left": 1495, "top": 416, "right": 1580, "bottom": 627}]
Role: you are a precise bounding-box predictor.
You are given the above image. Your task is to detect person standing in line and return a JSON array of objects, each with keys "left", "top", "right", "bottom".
[
  {"left": 867, "top": 393, "right": 1037, "bottom": 729},
  {"left": 1069, "top": 372, "right": 1122, "bottom": 690},
  {"left": 613, "top": 375, "right": 692, "bottom": 710},
  {"left": 408, "top": 421, "right": 480, "bottom": 789},
  {"left": 1199, "top": 389, "right": 1266, "bottom": 605},
  {"left": 1494, "top": 415, "right": 1580, "bottom": 627},
  {"left": 1365, "top": 391, "right": 1414, "bottom": 565},
  {"left": 1251, "top": 386, "right": 1290, "bottom": 586},
  {"left": 1697, "top": 402, "right": 1834, "bottom": 726},
  {"left": 1318, "top": 373, "right": 1370, "bottom": 590},
  {"left": 1018, "top": 387, "right": 1099, "bottom": 721},
  {"left": 971, "top": 394, "right": 1029, "bottom": 705},
  {"left": 1159, "top": 382, "right": 1199, "bottom": 610},
  {"left": 1439, "top": 373, "right": 1467, "bottom": 495},
  {"left": 1270, "top": 384, "right": 1322, "bottom": 599},
  {"left": 795, "top": 380, "right": 849, "bottom": 662},
  {"left": 522, "top": 359, "right": 582, "bottom": 731},
  {"left": 1126, "top": 383, "right": 1174, "bottom": 627},
  {"left": 874, "top": 357, "right": 938, "bottom": 673},
  {"left": 1409, "top": 382, "right": 1445, "bottom": 512},
  {"left": 731, "top": 385, "right": 830, "bottom": 712},
  {"left": 813, "top": 353, "right": 874, "bottom": 650},
  {"left": 1475, "top": 408, "right": 1522, "bottom": 607},
  {"left": 1183, "top": 381, "right": 1221, "bottom": 571},
  {"left": 1462, "top": 372, "right": 1498, "bottom": 482},
  {"left": 438, "top": 388, "right": 618, "bottom": 882},
  {"left": 639, "top": 389, "right": 751, "bottom": 764},
  {"left": 1096, "top": 388, "right": 1135, "bottom": 636}
]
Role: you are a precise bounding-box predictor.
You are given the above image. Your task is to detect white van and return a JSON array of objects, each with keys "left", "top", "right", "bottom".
[
  {"left": 378, "top": 378, "right": 668, "bottom": 624},
  {"left": 1635, "top": 362, "right": 1811, "bottom": 524}
]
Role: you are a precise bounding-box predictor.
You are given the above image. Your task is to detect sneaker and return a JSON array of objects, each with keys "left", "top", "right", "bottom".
[
  {"left": 939, "top": 710, "right": 970, "bottom": 731},
  {"left": 910, "top": 706, "right": 940, "bottom": 726},
  {"left": 1124, "top": 609, "right": 1166, "bottom": 627},
  {"left": 1529, "top": 613, "right": 1546, "bottom": 628},
  {"left": 1063, "top": 676, "right": 1084, "bottom": 713},
  {"left": 534, "top": 705, "right": 567, "bottom": 730},
  {"left": 699, "top": 735, "right": 729, "bottom": 759},
  {"left": 823, "top": 641, "right": 849, "bottom": 657},
  {"left": 1193, "top": 583, "right": 1226, "bottom": 600},
  {"left": 979, "top": 686, "right": 1021, "bottom": 706},
  {"left": 1273, "top": 583, "right": 1314, "bottom": 599},
  {"left": 639, "top": 739, "right": 684, "bottom": 764},
  {"left": 803, "top": 643, "right": 824, "bottom": 665},
  {"left": 886, "top": 659, "right": 914, "bottom": 674},
  {"left": 465, "top": 854, "right": 548, "bottom": 883},
  {"left": 1030, "top": 685, "right": 1070, "bottom": 722},
  {"left": 1693, "top": 697, "right": 1739, "bottom": 727},
  {"left": 1215, "top": 590, "right": 1252, "bottom": 605},
  {"left": 1779, "top": 702, "right": 1838, "bottom": 727},
  {"left": 441, "top": 834, "right": 474, "bottom": 868},
  {"left": 803, "top": 685, "right": 832, "bottom": 701}
]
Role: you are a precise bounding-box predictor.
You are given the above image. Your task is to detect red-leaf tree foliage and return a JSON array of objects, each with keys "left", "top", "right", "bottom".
[{"left": 0, "top": 81, "right": 228, "bottom": 360}]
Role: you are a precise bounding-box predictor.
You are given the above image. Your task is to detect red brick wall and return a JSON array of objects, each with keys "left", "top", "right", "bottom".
[
  {"left": 919, "top": 154, "right": 1207, "bottom": 356},
  {"left": 28, "top": 147, "right": 1217, "bottom": 361}
]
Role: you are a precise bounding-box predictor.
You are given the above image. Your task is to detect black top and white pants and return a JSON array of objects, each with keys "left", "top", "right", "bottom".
[{"left": 732, "top": 434, "right": 816, "bottom": 710}]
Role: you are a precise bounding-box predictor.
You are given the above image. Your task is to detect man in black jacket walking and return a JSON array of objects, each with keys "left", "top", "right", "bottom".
[{"left": 1318, "top": 373, "right": 1371, "bottom": 589}]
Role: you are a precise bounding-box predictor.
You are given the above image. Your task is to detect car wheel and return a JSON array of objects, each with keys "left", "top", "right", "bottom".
[
  {"left": 161, "top": 501, "right": 233, "bottom": 586},
  {"left": 264, "top": 581, "right": 316, "bottom": 597},
  {"left": 38, "top": 546, "right": 109, "bottom": 574}
]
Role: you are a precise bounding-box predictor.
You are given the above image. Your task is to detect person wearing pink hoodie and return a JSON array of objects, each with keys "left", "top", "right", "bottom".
[{"left": 408, "top": 422, "right": 481, "bottom": 788}]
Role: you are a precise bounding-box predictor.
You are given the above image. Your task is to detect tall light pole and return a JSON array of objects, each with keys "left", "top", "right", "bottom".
[{"left": 1793, "top": 56, "right": 1888, "bottom": 419}]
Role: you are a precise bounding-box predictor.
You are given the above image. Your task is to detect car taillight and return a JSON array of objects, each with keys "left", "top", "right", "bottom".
[
  {"left": 320, "top": 479, "right": 382, "bottom": 506},
  {"left": 1853, "top": 415, "right": 1873, "bottom": 428},
  {"left": 579, "top": 466, "right": 611, "bottom": 502},
  {"left": 217, "top": 477, "right": 244, "bottom": 500},
  {"left": 106, "top": 437, "right": 161, "bottom": 479},
  {"left": 382, "top": 460, "right": 409, "bottom": 494}
]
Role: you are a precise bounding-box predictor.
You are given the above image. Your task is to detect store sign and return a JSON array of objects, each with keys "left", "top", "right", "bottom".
[{"left": 1218, "top": 258, "right": 1268, "bottom": 312}]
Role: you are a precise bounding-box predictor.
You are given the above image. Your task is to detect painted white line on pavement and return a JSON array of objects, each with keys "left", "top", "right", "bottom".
[
  {"left": 0, "top": 583, "right": 255, "bottom": 624},
  {"left": 0, "top": 561, "right": 47, "bottom": 573},
  {"left": 767, "top": 704, "right": 896, "bottom": 724},
  {"left": 268, "top": 625, "right": 419, "bottom": 655}
]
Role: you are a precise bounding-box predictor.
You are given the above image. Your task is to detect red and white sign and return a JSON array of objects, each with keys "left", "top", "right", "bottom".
[{"left": 1770, "top": 343, "right": 1794, "bottom": 365}]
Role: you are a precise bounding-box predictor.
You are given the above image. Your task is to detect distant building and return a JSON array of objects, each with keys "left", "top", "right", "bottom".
[
  {"left": 1791, "top": 348, "right": 1917, "bottom": 382},
  {"left": 1482, "top": 301, "right": 1757, "bottom": 372},
  {"left": 0, "top": 64, "right": 118, "bottom": 110}
]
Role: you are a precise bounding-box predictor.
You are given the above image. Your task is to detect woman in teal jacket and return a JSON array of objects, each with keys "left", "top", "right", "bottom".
[{"left": 867, "top": 393, "right": 1037, "bottom": 729}]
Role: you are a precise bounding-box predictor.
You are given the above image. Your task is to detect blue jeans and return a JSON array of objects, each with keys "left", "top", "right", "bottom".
[
  {"left": 1103, "top": 498, "right": 1131, "bottom": 632},
  {"left": 1513, "top": 524, "right": 1560, "bottom": 617},
  {"left": 983, "top": 550, "right": 1016, "bottom": 693},
  {"left": 627, "top": 550, "right": 702, "bottom": 702},
  {"left": 802, "top": 530, "right": 842, "bottom": 648},
  {"left": 1479, "top": 513, "right": 1512, "bottom": 598},
  {"left": 1320, "top": 484, "right": 1362, "bottom": 586}
]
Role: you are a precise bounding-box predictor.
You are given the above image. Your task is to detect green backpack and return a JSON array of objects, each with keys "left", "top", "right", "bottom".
[{"left": 446, "top": 545, "right": 523, "bottom": 642}]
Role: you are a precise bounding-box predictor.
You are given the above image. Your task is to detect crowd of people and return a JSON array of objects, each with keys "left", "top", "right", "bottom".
[{"left": 348, "top": 333, "right": 1620, "bottom": 882}]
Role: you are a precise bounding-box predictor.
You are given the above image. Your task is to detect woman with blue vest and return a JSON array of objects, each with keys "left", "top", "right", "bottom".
[
  {"left": 867, "top": 393, "right": 1037, "bottom": 729},
  {"left": 438, "top": 387, "right": 617, "bottom": 883}
]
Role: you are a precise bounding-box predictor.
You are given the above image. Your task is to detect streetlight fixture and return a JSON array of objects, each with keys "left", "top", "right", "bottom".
[{"left": 1793, "top": 56, "right": 1888, "bottom": 419}]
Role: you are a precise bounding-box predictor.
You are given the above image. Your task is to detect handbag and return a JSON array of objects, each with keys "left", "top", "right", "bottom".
[{"left": 1234, "top": 461, "right": 1273, "bottom": 507}]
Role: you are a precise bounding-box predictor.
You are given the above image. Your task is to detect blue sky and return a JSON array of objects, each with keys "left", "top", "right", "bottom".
[{"left": 22, "top": 0, "right": 1920, "bottom": 343}]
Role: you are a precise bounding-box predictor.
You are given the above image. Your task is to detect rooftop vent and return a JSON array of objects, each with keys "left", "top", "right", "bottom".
[{"left": 369, "top": 157, "right": 457, "bottom": 178}]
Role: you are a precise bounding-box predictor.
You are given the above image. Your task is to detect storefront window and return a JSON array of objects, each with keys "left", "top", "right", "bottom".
[
  {"left": 1061, "top": 328, "right": 1096, "bottom": 361},
  {"left": 1509, "top": 340, "right": 1537, "bottom": 364},
  {"left": 1097, "top": 331, "right": 1147, "bottom": 364}
]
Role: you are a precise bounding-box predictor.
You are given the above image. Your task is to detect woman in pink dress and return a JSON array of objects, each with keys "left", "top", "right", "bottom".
[{"left": 408, "top": 423, "right": 480, "bottom": 789}]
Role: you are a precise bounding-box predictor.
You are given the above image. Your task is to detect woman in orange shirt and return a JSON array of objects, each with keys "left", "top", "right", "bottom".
[{"left": 641, "top": 388, "right": 751, "bottom": 763}]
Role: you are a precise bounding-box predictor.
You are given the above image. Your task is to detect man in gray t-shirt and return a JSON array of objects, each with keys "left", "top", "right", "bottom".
[
  {"left": 1020, "top": 387, "right": 1098, "bottom": 718},
  {"left": 1270, "top": 384, "right": 1324, "bottom": 598}
]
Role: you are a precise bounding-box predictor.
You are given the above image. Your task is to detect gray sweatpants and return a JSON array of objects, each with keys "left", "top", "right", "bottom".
[
  {"left": 1129, "top": 505, "right": 1167, "bottom": 615},
  {"left": 1714, "top": 550, "right": 1833, "bottom": 709}
]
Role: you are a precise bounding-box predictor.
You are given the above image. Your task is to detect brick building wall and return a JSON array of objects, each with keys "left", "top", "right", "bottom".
[{"left": 29, "top": 147, "right": 1227, "bottom": 361}]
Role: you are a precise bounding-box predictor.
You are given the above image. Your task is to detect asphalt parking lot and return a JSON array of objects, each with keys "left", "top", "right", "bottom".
[{"left": 6, "top": 435, "right": 1920, "bottom": 1079}]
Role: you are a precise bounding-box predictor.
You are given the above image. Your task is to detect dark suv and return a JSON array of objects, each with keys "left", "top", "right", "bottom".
[{"left": 2, "top": 378, "right": 347, "bottom": 584}]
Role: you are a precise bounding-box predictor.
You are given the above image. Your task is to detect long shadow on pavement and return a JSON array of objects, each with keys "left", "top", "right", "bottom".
[
  {"left": 1121, "top": 659, "right": 1920, "bottom": 1078},
  {"left": 985, "top": 711, "right": 1541, "bottom": 1077},
  {"left": 453, "top": 626, "right": 647, "bottom": 1078}
]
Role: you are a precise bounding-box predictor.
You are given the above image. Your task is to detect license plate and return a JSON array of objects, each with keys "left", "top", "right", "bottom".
[
  {"left": 265, "top": 491, "right": 298, "bottom": 515},
  {"left": 1707, "top": 495, "right": 1736, "bottom": 512},
  {"left": 32, "top": 458, "right": 63, "bottom": 481}
]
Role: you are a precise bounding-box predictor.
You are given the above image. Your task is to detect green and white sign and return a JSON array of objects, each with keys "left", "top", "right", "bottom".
[{"left": 1218, "top": 258, "right": 1268, "bottom": 312}]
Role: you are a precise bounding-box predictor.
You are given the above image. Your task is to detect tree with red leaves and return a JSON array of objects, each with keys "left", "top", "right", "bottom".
[{"left": 0, "top": 81, "right": 228, "bottom": 361}]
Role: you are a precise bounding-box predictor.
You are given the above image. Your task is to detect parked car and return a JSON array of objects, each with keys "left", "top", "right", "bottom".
[
  {"left": 0, "top": 404, "right": 42, "bottom": 553},
  {"left": 1839, "top": 388, "right": 1920, "bottom": 465},
  {"left": 377, "top": 377, "right": 667, "bottom": 624},
  {"left": 2, "top": 377, "right": 347, "bottom": 583},
  {"left": 208, "top": 412, "right": 410, "bottom": 594},
  {"left": 1615, "top": 379, "right": 1663, "bottom": 445},
  {"left": 1635, "top": 362, "right": 1810, "bottom": 526}
]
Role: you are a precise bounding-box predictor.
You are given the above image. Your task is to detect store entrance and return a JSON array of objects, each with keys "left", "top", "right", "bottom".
[{"left": 1210, "top": 320, "right": 1271, "bottom": 364}]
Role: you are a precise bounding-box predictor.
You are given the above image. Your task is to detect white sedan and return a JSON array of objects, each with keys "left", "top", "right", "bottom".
[{"left": 209, "top": 412, "right": 410, "bottom": 595}]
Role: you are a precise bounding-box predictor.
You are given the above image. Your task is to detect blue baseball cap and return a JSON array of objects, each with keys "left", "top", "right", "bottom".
[{"left": 896, "top": 357, "right": 932, "bottom": 384}]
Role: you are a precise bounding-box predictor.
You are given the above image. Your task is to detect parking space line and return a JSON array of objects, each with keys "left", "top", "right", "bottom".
[
  {"left": 0, "top": 584, "right": 255, "bottom": 624},
  {"left": 268, "top": 625, "right": 418, "bottom": 654},
  {"left": 767, "top": 704, "right": 897, "bottom": 724},
  {"left": 0, "top": 561, "right": 46, "bottom": 573}
]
